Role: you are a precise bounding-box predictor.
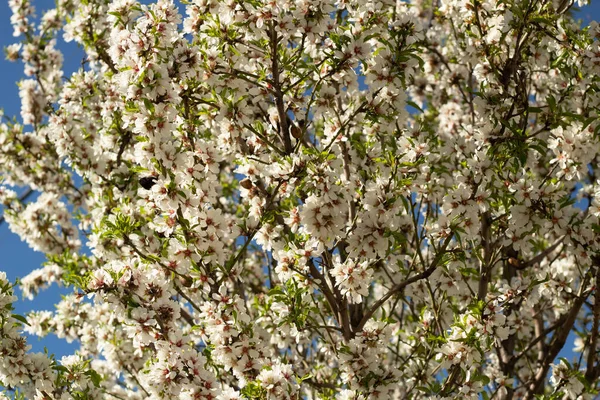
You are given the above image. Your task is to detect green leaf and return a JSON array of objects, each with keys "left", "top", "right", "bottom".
[
  {"left": 85, "top": 369, "right": 103, "bottom": 387},
  {"left": 142, "top": 98, "right": 155, "bottom": 113},
  {"left": 12, "top": 313, "right": 29, "bottom": 326},
  {"left": 53, "top": 365, "right": 69, "bottom": 373},
  {"left": 407, "top": 100, "right": 423, "bottom": 113},
  {"left": 298, "top": 373, "right": 313, "bottom": 383}
]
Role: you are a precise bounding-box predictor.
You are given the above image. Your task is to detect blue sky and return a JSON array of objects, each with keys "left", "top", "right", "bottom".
[{"left": 0, "top": 0, "right": 600, "bottom": 369}]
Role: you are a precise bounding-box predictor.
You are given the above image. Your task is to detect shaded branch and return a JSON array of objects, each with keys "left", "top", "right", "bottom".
[{"left": 355, "top": 233, "right": 454, "bottom": 334}]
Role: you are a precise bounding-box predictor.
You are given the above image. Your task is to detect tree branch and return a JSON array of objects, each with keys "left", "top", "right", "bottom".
[
  {"left": 269, "top": 23, "right": 293, "bottom": 154},
  {"left": 525, "top": 275, "right": 592, "bottom": 399},
  {"left": 355, "top": 233, "right": 454, "bottom": 334},
  {"left": 0, "top": 188, "right": 35, "bottom": 225}
]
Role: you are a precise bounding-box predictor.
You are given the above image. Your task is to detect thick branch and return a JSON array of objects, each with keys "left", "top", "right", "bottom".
[
  {"left": 508, "top": 315, "right": 565, "bottom": 367},
  {"left": 308, "top": 261, "right": 346, "bottom": 339},
  {"left": 269, "top": 23, "right": 292, "bottom": 154},
  {"left": 585, "top": 265, "right": 600, "bottom": 382},
  {"left": 515, "top": 239, "right": 563, "bottom": 270},
  {"left": 525, "top": 275, "right": 591, "bottom": 399},
  {"left": 478, "top": 211, "right": 492, "bottom": 300},
  {"left": 355, "top": 234, "right": 453, "bottom": 333}
]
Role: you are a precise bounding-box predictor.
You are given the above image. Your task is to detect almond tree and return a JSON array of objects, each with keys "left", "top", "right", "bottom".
[{"left": 1, "top": 0, "right": 600, "bottom": 399}]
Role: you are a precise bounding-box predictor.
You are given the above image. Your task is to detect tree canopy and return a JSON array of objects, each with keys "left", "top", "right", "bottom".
[{"left": 1, "top": 0, "right": 600, "bottom": 399}]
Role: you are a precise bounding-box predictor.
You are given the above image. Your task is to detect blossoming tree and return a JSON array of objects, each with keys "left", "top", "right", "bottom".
[{"left": 1, "top": 0, "right": 600, "bottom": 398}]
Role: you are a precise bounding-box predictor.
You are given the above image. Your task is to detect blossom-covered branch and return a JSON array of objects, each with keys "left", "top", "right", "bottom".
[{"left": 1, "top": 0, "right": 600, "bottom": 398}]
